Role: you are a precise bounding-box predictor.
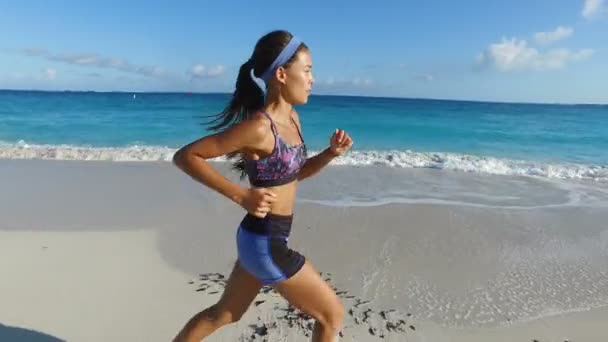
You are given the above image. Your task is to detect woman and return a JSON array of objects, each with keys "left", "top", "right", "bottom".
[{"left": 172, "top": 30, "right": 353, "bottom": 342}]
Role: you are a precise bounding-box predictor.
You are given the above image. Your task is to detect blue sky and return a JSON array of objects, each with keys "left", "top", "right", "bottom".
[{"left": 1, "top": 0, "right": 607, "bottom": 103}]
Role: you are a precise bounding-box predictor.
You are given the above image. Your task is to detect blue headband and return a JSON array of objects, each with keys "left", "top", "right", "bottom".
[{"left": 257, "top": 36, "right": 302, "bottom": 83}]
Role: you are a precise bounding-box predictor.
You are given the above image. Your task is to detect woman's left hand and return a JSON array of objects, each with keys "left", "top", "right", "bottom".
[{"left": 329, "top": 129, "right": 353, "bottom": 156}]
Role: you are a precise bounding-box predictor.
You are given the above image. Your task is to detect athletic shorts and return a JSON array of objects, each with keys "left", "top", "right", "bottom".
[{"left": 236, "top": 213, "right": 306, "bottom": 285}]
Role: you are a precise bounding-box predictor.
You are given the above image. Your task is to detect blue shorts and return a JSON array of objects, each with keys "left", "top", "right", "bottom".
[{"left": 236, "top": 213, "right": 306, "bottom": 285}]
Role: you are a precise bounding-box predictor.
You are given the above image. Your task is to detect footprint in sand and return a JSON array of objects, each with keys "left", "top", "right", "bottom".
[{"left": 189, "top": 271, "right": 418, "bottom": 340}]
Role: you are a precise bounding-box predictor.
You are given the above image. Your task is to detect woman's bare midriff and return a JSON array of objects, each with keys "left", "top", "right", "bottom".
[{"left": 260, "top": 180, "right": 298, "bottom": 215}]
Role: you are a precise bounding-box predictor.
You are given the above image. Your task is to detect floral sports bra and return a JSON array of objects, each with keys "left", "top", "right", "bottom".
[{"left": 244, "top": 112, "right": 308, "bottom": 187}]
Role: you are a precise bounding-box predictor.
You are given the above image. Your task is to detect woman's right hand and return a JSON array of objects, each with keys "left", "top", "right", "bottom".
[{"left": 239, "top": 188, "right": 277, "bottom": 218}]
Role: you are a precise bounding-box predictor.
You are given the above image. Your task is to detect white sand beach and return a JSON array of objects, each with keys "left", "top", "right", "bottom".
[{"left": 2, "top": 159, "right": 608, "bottom": 341}]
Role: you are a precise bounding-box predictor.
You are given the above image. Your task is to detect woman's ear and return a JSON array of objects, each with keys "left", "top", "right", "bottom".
[{"left": 275, "top": 66, "right": 288, "bottom": 85}]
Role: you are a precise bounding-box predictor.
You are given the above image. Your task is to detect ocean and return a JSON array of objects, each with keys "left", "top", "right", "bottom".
[{"left": 2, "top": 89, "right": 607, "bottom": 207}]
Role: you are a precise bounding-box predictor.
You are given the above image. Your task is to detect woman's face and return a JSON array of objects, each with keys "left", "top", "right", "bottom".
[{"left": 279, "top": 50, "right": 314, "bottom": 105}]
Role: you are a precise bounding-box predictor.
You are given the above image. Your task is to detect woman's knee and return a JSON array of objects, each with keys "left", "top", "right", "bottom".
[
  {"left": 317, "top": 301, "right": 345, "bottom": 330},
  {"left": 205, "top": 303, "right": 242, "bottom": 326}
]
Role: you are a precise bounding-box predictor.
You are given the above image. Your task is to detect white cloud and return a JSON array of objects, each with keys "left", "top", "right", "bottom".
[
  {"left": 134, "top": 65, "right": 165, "bottom": 77},
  {"left": 539, "top": 48, "right": 594, "bottom": 69},
  {"left": 352, "top": 77, "right": 372, "bottom": 86},
  {"left": 415, "top": 74, "right": 434, "bottom": 82},
  {"left": 534, "top": 26, "right": 573, "bottom": 45},
  {"left": 190, "top": 64, "right": 226, "bottom": 79},
  {"left": 582, "top": 0, "right": 604, "bottom": 18},
  {"left": 44, "top": 68, "right": 57, "bottom": 80},
  {"left": 7, "top": 68, "right": 58, "bottom": 81},
  {"left": 23, "top": 48, "right": 48, "bottom": 57},
  {"left": 476, "top": 38, "right": 538, "bottom": 71},
  {"left": 313, "top": 76, "right": 374, "bottom": 89},
  {"left": 477, "top": 37, "right": 593, "bottom": 71},
  {"left": 51, "top": 53, "right": 98, "bottom": 66},
  {"left": 21, "top": 48, "right": 167, "bottom": 78},
  {"left": 312, "top": 76, "right": 376, "bottom": 96},
  {"left": 190, "top": 64, "right": 206, "bottom": 76},
  {"left": 207, "top": 65, "right": 225, "bottom": 77}
]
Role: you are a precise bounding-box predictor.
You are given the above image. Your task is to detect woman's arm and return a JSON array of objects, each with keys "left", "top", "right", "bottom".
[
  {"left": 297, "top": 147, "right": 338, "bottom": 181},
  {"left": 297, "top": 128, "right": 353, "bottom": 181},
  {"left": 173, "top": 119, "right": 277, "bottom": 216}
]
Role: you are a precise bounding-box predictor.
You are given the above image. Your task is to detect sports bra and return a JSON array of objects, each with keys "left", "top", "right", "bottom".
[{"left": 244, "top": 112, "right": 308, "bottom": 187}]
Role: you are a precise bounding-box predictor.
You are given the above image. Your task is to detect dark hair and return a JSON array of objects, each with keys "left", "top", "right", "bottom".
[{"left": 204, "top": 30, "right": 308, "bottom": 177}]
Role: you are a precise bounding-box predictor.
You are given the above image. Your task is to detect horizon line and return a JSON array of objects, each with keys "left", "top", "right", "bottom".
[{"left": 0, "top": 88, "right": 606, "bottom": 107}]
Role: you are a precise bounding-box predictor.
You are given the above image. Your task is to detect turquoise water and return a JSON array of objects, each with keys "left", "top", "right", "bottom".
[{"left": 1, "top": 90, "right": 607, "bottom": 181}]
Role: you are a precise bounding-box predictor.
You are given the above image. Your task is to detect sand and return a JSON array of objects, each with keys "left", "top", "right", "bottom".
[{"left": 1, "top": 159, "right": 608, "bottom": 341}]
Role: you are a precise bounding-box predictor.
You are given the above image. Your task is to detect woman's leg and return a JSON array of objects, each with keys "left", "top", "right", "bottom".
[
  {"left": 173, "top": 261, "right": 263, "bottom": 342},
  {"left": 274, "top": 260, "right": 345, "bottom": 342}
]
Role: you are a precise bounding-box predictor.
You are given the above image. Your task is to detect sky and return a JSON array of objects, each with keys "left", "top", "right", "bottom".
[{"left": 1, "top": 0, "right": 607, "bottom": 103}]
